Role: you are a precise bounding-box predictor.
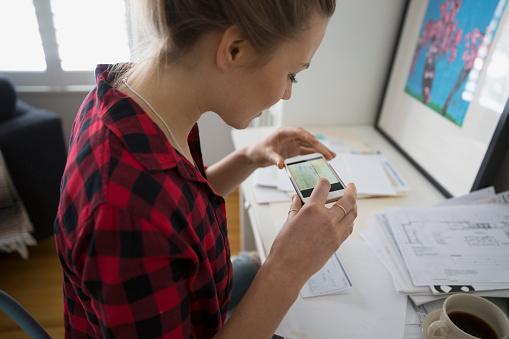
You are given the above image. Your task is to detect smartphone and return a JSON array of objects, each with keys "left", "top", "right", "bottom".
[{"left": 284, "top": 153, "right": 346, "bottom": 203}]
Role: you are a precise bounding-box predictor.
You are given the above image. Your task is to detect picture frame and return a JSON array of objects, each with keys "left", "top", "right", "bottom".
[{"left": 376, "top": 0, "right": 509, "bottom": 197}]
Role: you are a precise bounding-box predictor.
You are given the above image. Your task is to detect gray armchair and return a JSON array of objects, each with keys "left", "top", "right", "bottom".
[{"left": 0, "top": 76, "right": 67, "bottom": 240}]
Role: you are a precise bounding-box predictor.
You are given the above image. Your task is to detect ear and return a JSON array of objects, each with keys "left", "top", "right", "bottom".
[{"left": 215, "top": 26, "right": 253, "bottom": 71}]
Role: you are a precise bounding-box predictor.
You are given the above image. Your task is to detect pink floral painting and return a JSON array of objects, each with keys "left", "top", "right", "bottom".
[{"left": 405, "top": 0, "right": 507, "bottom": 126}]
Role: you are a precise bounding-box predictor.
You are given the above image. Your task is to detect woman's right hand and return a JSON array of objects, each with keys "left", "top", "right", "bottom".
[{"left": 266, "top": 179, "right": 357, "bottom": 286}]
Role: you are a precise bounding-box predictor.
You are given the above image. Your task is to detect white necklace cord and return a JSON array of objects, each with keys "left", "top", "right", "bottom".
[{"left": 121, "top": 78, "right": 194, "bottom": 165}]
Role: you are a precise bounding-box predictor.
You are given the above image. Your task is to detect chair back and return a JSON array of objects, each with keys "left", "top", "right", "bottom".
[{"left": 0, "top": 289, "right": 51, "bottom": 339}]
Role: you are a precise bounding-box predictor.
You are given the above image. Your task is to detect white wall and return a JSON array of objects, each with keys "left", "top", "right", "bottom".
[
  {"left": 197, "top": 113, "right": 234, "bottom": 165},
  {"left": 281, "top": 0, "right": 407, "bottom": 126}
]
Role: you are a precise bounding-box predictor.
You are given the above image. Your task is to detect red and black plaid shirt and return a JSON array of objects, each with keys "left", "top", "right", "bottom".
[{"left": 54, "top": 64, "right": 232, "bottom": 338}]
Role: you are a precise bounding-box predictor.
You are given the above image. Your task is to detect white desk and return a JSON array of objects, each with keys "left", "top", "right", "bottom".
[
  {"left": 232, "top": 125, "right": 446, "bottom": 338},
  {"left": 232, "top": 126, "right": 445, "bottom": 257}
]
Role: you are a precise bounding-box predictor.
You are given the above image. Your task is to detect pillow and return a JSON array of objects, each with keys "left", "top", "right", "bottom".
[{"left": 0, "top": 77, "right": 17, "bottom": 123}]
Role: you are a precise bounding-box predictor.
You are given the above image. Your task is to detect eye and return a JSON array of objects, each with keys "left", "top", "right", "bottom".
[{"left": 288, "top": 73, "right": 298, "bottom": 84}]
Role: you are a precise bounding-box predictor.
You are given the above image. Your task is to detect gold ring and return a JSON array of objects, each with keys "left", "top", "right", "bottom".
[
  {"left": 287, "top": 208, "right": 298, "bottom": 215},
  {"left": 335, "top": 203, "right": 347, "bottom": 217}
]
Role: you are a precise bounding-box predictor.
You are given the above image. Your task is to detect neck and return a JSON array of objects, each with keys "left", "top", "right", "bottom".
[{"left": 122, "top": 60, "right": 207, "bottom": 152}]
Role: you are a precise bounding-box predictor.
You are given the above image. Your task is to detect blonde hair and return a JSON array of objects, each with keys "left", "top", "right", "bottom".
[
  {"left": 139, "top": 0, "right": 335, "bottom": 62},
  {"left": 111, "top": 0, "right": 335, "bottom": 86}
]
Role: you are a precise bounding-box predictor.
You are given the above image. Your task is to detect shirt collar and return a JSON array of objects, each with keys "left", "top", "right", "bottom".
[{"left": 94, "top": 64, "right": 208, "bottom": 184}]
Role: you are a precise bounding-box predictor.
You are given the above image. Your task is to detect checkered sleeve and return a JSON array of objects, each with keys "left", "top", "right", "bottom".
[{"left": 76, "top": 203, "right": 197, "bottom": 338}]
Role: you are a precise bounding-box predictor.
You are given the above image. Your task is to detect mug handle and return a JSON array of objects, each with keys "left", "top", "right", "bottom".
[{"left": 427, "top": 319, "right": 449, "bottom": 339}]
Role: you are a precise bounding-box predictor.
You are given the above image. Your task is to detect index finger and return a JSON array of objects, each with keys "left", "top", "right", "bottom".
[{"left": 296, "top": 129, "right": 336, "bottom": 160}]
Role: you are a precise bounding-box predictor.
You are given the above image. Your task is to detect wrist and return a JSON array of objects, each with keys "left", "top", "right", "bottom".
[
  {"left": 218, "top": 252, "right": 302, "bottom": 338},
  {"left": 261, "top": 253, "right": 307, "bottom": 297},
  {"left": 240, "top": 146, "right": 261, "bottom": 170}
]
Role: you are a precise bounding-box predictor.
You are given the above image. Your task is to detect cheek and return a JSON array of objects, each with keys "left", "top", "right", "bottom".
[{"left": 258, "top": 76, "right": 287, "bottom": 108}]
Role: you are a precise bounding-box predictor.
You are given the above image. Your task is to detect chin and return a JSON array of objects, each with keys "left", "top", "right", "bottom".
[
  {"left": 231, "top": 120, "right": 252, "bottom": 130},
  {"left": 226, "top": 112, "right": 263, "bottom": 129}
]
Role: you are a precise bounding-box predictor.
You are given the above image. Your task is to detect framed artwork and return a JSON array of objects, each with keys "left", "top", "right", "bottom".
[{"left": 377, "top": 0, "right": 509, "bottom": 197}]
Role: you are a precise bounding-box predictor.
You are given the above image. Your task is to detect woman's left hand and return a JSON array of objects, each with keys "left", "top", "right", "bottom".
[{"left": 245, "top": 127, "right": 336, "bottom": 169}]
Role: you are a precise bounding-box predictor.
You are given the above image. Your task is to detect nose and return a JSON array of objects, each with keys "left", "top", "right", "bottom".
[{"left": 282, "top": 84, "right": 292, "bottom": 100}]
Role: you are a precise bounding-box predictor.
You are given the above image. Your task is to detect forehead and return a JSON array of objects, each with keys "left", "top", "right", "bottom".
[{"left": 272, "top": 14, "right": 329, "bottom": 66}]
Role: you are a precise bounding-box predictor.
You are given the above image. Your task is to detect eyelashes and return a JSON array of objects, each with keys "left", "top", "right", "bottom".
[{"left": 288, "top": 73, "right": 298, "bottom": 84}]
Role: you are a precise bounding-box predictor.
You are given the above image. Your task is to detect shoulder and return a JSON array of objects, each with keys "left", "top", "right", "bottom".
[{"left": 59, "top": 86, "right": 186, "bottom": 230}]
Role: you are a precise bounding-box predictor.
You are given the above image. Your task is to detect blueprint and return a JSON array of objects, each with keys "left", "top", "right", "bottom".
[{"left": 386, "top": 204, "right": 509, "bottom": 286}]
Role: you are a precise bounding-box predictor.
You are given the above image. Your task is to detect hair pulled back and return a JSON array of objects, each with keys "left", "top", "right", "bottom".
[{"left": 141, "top": 0, "right": 336, "bottom": 62}]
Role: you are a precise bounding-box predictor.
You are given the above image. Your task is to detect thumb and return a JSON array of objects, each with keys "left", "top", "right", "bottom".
[
  {"left": 309, "top": 178, "right": 331, "bottom": 205},
  {"left": 269, "top": 151, "right": 284, "bottom": 169}
]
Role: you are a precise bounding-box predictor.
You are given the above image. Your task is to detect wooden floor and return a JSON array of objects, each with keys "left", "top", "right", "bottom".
[{"left": 0, "top": 190, "right": 240, "bottom": 338}]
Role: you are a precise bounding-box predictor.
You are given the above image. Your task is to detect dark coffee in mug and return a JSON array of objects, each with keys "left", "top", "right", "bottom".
[{"left": 448, "top": 311, "right": 498, "bottom": 339}]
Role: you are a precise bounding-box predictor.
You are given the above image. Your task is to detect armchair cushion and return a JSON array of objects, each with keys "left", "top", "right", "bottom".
[
  {"left": 0, "top": 77, "right": 17, "bottom": 123},
  {"left": 0, "top": 77, "right": 67, "bottom": 240}
]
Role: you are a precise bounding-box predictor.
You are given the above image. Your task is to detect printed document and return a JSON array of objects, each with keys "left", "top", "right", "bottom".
[
  {"left": 300, "top": 254, "right": 352, "bottom": 298},
  {"left": 386, "top": 204, "right": 509, "bottom": 285}
]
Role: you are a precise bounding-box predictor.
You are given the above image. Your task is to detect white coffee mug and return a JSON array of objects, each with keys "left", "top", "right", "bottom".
[{"left": 426, "top": 294, "right": 509, "bottom": 339}]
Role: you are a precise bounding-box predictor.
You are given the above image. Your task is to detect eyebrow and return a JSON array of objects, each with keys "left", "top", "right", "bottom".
[{"left": 301, "top": 63, "right": 310, "bottom": 69}]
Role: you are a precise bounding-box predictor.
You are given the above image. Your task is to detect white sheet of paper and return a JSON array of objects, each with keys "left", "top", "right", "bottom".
[
  {"left": 276, "top": 169, "right": 294, "bottom": 192},
  {"left": 481, "top": 191, "right": 509, "bottom": 204},
  {"left": 275, "top": 239, "right": 407, "bottom": 339},
  {"left": 253, "top": 185, "right": 291, "bottom": 204},
  {"left": 379, "top": 155, "right": 410, "bottom": 193},
  {"left": 254, "top": 166, "right": 295, "bottom": 193},
  {"left": 330, "top": 153, "right": 397, "bottom": 197},
  {"left": 253, "top": 166, "right": 278, "bottom": 188},
  {"left": 322, "top": 138, "right": 355, "bottom": 154},
  {"left": 434, "top": 186, "right": 495, "bottom": 207},
  {"left": 361, "top": 217, "right": 430, "bottom": 295},
  {"left": 387, "top": 205, "right": 509, "bottom": 285},
  {"left": 300, "top": 254, "right": 352, "bottom": 298}
]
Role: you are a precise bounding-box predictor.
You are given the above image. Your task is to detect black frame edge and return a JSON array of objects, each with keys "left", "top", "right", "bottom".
[{"left": 471, "top": 98, "right": 509, "bottom": 191}]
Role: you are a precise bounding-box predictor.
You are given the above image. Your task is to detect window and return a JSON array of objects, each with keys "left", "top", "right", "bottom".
[
  {"left": 51, "top": 0, "right": 130, "bottom": 71},
  {"left": 0, "top": 0, "right": 131, "bottom": 89},
  {"left": 0, "top": 0, "right": 46, "bottom": 71}
]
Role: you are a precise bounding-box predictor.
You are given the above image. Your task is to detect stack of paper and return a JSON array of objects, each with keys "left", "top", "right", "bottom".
[
  {"left": 251, "top": 135, "right": 409, "bottom": 204},
  {"left": 361, "top": 187, "right": 509, "bottom": 306},
  {"left": 330, "top": 153, "right": 409, "bottom": 197},
  {"left": 252, "top": 166, "right": 293, "bottom": 204}
]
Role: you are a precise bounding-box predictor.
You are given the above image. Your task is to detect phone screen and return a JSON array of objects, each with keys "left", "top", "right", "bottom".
[{"left": 286, "top": 156, "right": 344, "bottom": 197}]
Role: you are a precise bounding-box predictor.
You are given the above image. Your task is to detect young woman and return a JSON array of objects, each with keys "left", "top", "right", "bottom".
[{"left": 54, "top": 1, "right": 357, "bottom": 338}]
